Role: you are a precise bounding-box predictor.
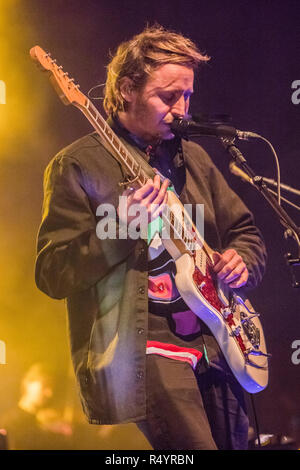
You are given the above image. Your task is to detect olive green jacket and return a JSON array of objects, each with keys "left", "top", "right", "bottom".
[{"left": 35, "top": 130, "right": 266, "bottom": 424}]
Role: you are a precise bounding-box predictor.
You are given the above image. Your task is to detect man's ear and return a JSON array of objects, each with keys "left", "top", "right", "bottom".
[{"left": 119, "top": 77, "right": 135, "bottom": 102}]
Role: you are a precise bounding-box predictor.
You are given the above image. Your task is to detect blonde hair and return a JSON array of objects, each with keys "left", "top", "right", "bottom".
[{"left": 103, "top": 25, "right": 209, "bottom": 116}]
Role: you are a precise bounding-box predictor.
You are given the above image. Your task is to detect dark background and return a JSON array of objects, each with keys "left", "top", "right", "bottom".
[{"left": 0, "top": 0, "right": 299, "bottom": 449}]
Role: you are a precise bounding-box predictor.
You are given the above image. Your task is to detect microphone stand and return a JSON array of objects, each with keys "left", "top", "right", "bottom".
[
  {"left": 257, "top": 177, "right": 300, "bottom": 197},
  {"left": 221, "top": 137, "right": 300, "bottom": 288}
]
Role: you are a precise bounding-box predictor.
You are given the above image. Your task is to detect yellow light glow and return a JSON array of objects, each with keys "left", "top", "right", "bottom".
[{"left": 0, "top": 1, "right": 50, "bottom": 157}]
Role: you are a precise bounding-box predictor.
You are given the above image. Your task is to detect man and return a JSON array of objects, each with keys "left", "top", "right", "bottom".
[
  {"left": 2, "top": 363, "right": 73, "bottom": 449},
  {"left": 35, "top": 25, "right": 266, "bottom": 450}
]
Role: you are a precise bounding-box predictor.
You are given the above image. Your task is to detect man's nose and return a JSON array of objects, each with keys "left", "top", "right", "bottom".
[{"left": 171, "top": 95, "right": 187, "bottom": 118}]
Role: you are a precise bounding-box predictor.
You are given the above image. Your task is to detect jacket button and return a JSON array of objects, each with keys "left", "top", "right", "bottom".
[
  {"left": 138, "top": 286, "right": 145, "bottom": 294},
  {"left": 136, "top": 371, "right": 143, "bottom": 379}
]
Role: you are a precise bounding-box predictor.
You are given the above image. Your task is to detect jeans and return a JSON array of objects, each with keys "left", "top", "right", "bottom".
[{"left": 137, "top": 354, "right": 249, "bottom": 450}]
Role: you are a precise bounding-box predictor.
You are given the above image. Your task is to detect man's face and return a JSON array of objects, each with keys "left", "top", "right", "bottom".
[{"left": 121, "top": 63, "right": 194, "bottom": 144}]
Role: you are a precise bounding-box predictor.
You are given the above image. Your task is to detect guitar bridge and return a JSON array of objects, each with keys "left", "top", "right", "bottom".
[{"left": 240, "top": 311, "right": 261, "bottom": 349}]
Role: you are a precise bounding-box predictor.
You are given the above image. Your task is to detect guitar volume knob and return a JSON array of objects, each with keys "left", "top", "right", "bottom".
[{"left": 221, "top": 307, "right": 231, "bottom": 319}]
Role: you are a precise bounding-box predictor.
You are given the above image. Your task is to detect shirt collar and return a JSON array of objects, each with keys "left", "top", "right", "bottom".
[{"left": 107, "top": 114, "right": 181, "bottom": 161}]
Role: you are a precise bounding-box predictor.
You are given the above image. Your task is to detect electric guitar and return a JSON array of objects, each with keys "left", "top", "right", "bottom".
[{"left": 30, "top": 46, "right": 270, "bottom": 393}]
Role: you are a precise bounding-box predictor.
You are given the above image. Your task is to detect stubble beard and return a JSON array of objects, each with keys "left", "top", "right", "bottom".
[{"left": 134, "top": 98, "right": 173, "bottom": 145}]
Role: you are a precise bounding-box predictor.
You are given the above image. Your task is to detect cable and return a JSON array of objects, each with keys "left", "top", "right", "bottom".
[
  {"left": 249, "top": 133, "right": 282, "bottom": 206},
  {"left": 250, "top": 393, "right": 261, "bottom": 448},
  {"left": 266, "top": 187, "right": 300, "bottom": 212}
]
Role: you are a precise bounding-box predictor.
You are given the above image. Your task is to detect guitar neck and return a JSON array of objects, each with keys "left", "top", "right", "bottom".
[{"left": 76, "top": 99, "right": 151, "bottom": 185}]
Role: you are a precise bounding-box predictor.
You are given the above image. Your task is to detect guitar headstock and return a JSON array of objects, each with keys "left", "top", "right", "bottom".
[{"left": 30, "top": 45, "right": 87, "bottom": 108}]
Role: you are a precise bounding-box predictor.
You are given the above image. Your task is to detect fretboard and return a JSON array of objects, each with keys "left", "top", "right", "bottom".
[{"left": 79, "top": 99, "right": 150, "bottom": 186}]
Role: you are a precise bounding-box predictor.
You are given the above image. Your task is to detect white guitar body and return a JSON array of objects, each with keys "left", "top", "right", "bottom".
[
  {"left": 161, "top": 193, "right": 269, "bottom": 393},
  {"left": 174, "top": 253, "right": 268, "bottom": 393}
]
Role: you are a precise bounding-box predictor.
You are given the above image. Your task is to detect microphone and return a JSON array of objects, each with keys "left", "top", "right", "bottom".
[
  {"left": 171, "top": 118, "right": 258, "bottom": 141},
  {"left": 229, "top": 161, "right": 253, "bottom": 184}
]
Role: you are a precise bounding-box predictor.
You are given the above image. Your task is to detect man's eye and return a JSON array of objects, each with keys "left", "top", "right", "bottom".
[
  {"left": 160, "top": 93, "right": 176, "bottom": 103},
  {"left": 160, "top": 92, "right": 191, "bottom": 104}
]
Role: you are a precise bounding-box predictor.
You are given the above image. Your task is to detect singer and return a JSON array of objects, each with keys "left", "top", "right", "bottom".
[{"left": 35, "top": 25, "right": 266, "bottom": 450}]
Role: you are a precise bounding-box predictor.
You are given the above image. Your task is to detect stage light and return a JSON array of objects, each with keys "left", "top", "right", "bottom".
[{"left": 0, "top": 1, "right": 50, "bottom": 157}]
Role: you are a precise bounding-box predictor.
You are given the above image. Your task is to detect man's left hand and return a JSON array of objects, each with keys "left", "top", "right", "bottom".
[{"left": 212, "top": 249, "right": 249, "bottom": 288}]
